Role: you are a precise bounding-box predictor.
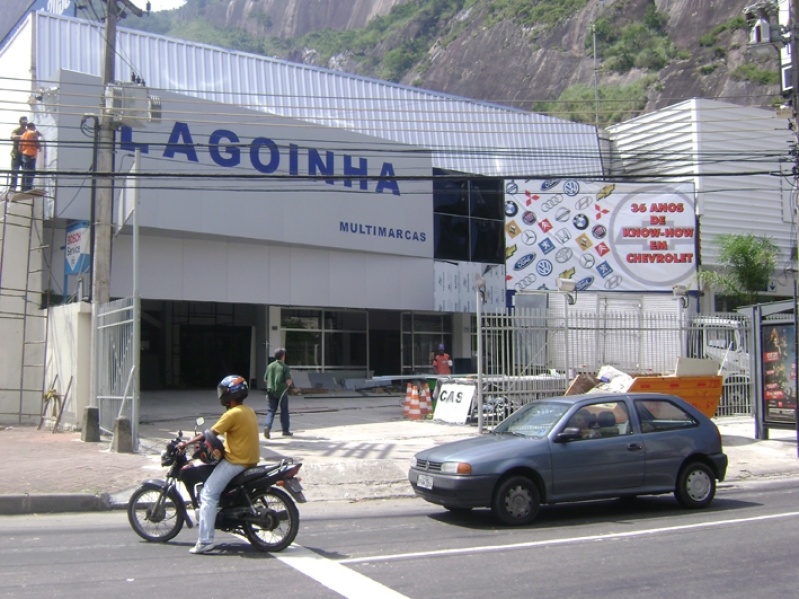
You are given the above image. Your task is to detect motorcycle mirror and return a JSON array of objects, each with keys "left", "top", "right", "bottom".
[{"left": 196, "top": 416, "right": 205, "bottom": 426}]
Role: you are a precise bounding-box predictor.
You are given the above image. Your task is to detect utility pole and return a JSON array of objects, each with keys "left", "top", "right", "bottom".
[{"left": 84, "top": 0, "right": 145, "bottom": 442}]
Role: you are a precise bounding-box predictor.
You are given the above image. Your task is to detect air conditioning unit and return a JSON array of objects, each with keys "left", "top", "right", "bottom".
[{"left": 105, "top": 83, "right": 160, "bottom": 126}]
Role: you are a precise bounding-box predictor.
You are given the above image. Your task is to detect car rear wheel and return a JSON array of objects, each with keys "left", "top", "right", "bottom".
[
  {"left": 674, "top": 462, "right": 715, "bottom": 509},
  {"left": 492, "top": 475, "right": 540, "bottom": 526}
]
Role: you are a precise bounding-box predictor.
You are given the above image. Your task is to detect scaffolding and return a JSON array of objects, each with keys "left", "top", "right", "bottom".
[{"left": 0, "top": 187, "right": 51, "bottom": 424}]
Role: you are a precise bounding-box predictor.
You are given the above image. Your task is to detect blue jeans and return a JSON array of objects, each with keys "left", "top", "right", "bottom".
[
  {"left": 264, "top": 391, "right": 290, "bottom": 433},
  {"left": 20, "top": 154, "right": 35, "bottom": 191},
  {"left": 197, "top": 458, "right": 246, "bottom": 545}
]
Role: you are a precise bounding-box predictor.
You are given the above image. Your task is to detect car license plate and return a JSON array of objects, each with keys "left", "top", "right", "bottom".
[{"left": 417, "top": 474, "right": 434, "bottom": 490}]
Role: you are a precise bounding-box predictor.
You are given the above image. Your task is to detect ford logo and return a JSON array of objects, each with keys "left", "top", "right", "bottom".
[
  {"left": 576, "top": 276, "right": 594, "bottom": 291},
  {"left": 514, "top": 253, "right": 536, "bottom": 271}
]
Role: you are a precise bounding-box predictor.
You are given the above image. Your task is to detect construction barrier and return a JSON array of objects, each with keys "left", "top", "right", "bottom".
[
  {"left": 407, "top": 385, "right": 421, "bottom": 420},
  {"left": 403, "top": 383, "right": 413, "bottom": 418}
]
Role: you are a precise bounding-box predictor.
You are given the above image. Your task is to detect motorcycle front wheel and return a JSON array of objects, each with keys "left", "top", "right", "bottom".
[
  {"left": 127, "top": 486, "right": 185, "bottom": 542},
  {"left": 243, "top": 486, "right": 300, "bottom": 552}
]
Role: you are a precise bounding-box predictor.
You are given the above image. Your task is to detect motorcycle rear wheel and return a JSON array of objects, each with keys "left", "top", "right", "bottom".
[
  {"left": 127, "top": 486, "right": 185, "bottom": 542},
  {"left": 242, "top": 487, "right": 300, "bottom": 552}
]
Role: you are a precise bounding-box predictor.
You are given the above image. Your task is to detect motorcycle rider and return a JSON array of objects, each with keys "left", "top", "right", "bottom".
[{"left": 178, "top": 375, "right": 260, "bottom": 554}]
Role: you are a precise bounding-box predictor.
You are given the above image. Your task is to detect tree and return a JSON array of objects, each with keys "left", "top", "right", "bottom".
[{"left": 697, "top": 234, "right": 780, "bottom": 307}]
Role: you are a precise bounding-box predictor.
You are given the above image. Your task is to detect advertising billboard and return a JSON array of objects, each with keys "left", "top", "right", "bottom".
[
  {"left": 504, "top": 179, "right": 697, "bottom": 294},
  {"left": 761, "top": 322, "right": 797, "bottom": 425}
]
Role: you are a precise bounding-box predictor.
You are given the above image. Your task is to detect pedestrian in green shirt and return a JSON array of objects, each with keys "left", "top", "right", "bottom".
[{"left": 263, "top": 347, "right": 293, "bottom": 439}]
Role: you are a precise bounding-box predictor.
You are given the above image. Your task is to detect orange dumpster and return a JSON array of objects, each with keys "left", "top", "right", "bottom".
[{"left": 627, "top": 375, "right": 723, "bottom": 418}]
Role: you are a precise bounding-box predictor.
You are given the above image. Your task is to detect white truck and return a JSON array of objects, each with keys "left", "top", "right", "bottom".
[{"left": 688, "top": 316, "right": 751, "bottom": 413}]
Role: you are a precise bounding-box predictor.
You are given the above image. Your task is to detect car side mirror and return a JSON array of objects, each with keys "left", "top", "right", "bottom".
[{"left": 555, "top": 427, "right": 582, "bottom": 443}]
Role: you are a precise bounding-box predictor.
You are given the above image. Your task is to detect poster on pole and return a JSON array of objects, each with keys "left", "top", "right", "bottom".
[
  {"left": 65, "top": 221, "right": 90, "bottom": 275},
  {"left": 761, "top": 322, "right": 797, "bottom": 425}
]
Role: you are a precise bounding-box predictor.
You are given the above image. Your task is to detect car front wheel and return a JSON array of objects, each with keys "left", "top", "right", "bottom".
[
  {"left": 492, "top": 475, "right": 540, "bottom": 526},
  {"left": 674, "top": 462, "right": 716, "bottom": 509}
]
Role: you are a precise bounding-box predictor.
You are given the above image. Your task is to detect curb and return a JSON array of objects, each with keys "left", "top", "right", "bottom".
[{"left": 0, "top": 492, "right": 115, "bottom": 516}]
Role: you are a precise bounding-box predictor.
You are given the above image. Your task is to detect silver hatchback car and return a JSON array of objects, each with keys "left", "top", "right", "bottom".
[{"left": 408, "top": 392, "right": 728, "bottom": 526}]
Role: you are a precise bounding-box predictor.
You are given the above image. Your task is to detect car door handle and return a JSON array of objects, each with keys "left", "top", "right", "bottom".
[{"left": 627, "top": 443, "right": 643, "bottom": 451}]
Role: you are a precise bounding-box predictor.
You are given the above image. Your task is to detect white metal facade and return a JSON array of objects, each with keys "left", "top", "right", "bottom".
[{"left": 606, "top": 98, "right": 796, "bottom": 295}]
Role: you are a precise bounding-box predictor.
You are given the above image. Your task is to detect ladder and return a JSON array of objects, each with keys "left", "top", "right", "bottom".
[{"left": 0, "top": 187, "right": 51, "bottom": 424}]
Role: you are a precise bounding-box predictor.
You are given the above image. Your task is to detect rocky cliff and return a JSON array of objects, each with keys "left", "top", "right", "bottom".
[{"left": 143, "top": 0, "right": 782, "bottom": 122}]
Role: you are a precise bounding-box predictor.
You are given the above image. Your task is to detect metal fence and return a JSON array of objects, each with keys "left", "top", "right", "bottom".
[
  {"left": 96, "top": 297, "right": 136, "bottom": 439},
  {"left": 476, "top": 304, "right": 752, "bottom": 426}
]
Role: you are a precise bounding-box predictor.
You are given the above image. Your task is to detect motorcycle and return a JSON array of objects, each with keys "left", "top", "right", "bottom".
[{"left": 127, "top": 417, "right": 306, "bottom": 552}]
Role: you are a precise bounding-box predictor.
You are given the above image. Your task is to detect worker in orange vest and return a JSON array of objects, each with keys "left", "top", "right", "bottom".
[
  {"left": 19, "top": 122, "right": 42, "bottom": 191},
  {"left": 432, "top": 343, "right": 452, "bottom": 375}
]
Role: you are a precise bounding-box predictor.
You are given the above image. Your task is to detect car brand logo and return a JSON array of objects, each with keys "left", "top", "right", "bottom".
[
  {"left": 563, "top": 180, "right": 580, "bottom": 196},
  {"left": 592, "top": 224, "right": 607, "bottom": 239},
  {"left": 522, "top": 211, "right": 537, "bottom": 225},
  {"left": 538, "top": 238, "right": 556, "bottom": 254},
  {"left": 505, "top": 181, "right": 519, "bottom": 194},
  {"left": 579, "top": 253, "right": 596, "bottom": 268},
  {"left": 595, "top": 242, "right": 610, "bottom": 257},
  {"left": 505, "top": 201, "right": 519, "bottom": 217},
  {"left": 536, "top": 260, "right": 553, "bottom": 276},
  {"left": 514, "top": 253, "right": 536, "bottom": 271},
  {"left": 506, "top": 221, "right": 521, "bottom": 237},
  {"left": 576, "top": 195, "right": 593, "bottom": 211},
  {"left": 555, "top": 228, "right": 572, "bottom": 244},
  {"left": 514, "top": 274, "right": 537, "bottom": 291},
  {"left": 596, "top": 261, "right": 614, "bottom": 278},
  {"left": 604, "top": 275, "right": 622, "bottom": 290},
  {"left": 539, "top": 219, "right": 553, "bottom": 233},
  {"left": 541, "top": 179, "right": 561, "bottom": 191},
  {"left": 573, "top": 213, "right": 589, "bottom": 230},
  {"left": 596, "top": 183, "right": 616, "bottom": 201},
  {"left": 541, "top": 195, "right": 564, "bottom": 212},
  {"left": 595, "top": 204, "right": 610, "bottom": 220},
  {"left": 555, "top": 247, "right": 573, "bottom": 263},
  {"left": 576, "top": 233, "right": 593, "bottom": 250},
  {"left": 521, "top": 229, "right": 537, "bottom": 245},
  {"left": 576, "top": 276, "right": 594, "bottom": 291},
  {"left": 555, "top": 206, "right": 571, "bottom": 222},
  {"left": 506, "top": 244, "right": 518, "bottom": 259}
]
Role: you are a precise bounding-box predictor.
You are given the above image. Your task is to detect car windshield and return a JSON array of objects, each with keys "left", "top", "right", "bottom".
[{"left": 493, "top": 401, "right": 571, "bottom": 438}]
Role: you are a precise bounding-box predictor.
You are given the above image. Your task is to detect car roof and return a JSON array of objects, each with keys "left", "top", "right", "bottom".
[{"left": 544, "top": 392, "right": 690, "bottom": 405}]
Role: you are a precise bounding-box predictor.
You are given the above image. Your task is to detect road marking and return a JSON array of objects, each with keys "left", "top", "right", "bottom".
[
  {"left": 278, "top": 545, "right": 410, "bottom": 599},
  {"left": 339, "top": 510, "right": 799, "bottom": 564}
]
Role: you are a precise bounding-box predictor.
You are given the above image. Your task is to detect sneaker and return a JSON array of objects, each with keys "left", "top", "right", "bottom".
[
  {"left": 189, "top": 541, "right": 215, "bottom": 555},
  {"left": 263, "top": 427, "right": 271, "bottom": 440},
  {"left": 282, "top": 431, "right": 294, "bottom": 437}
]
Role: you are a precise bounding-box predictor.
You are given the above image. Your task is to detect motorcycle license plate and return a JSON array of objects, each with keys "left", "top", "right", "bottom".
[{"left": 417, "top": 474, "right": 434, "bottom": 490}]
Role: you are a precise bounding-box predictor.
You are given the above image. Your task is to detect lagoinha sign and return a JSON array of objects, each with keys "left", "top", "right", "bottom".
[{"left": 121, "top": 123, "right": 402, "bottom": 195}]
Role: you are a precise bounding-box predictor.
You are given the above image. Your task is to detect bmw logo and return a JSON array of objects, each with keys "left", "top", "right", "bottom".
[
  {"left": 505, "top": 201, "right": 519, "bottom": 217},
  {"left": 573, "top": 213, "right": 589, "bottom": 230}
]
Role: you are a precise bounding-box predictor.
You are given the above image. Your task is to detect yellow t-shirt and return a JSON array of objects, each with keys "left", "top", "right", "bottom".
[{"left": 212, "top": 404, "right": 260, "bottom": 466}]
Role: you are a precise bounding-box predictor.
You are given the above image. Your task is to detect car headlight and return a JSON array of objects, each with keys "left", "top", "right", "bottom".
[
  {"left": 410, "top": 457, "right": 419, "bottom": 469},
  {"left": 441, "top": 462, "right": 472, "bottom": 475}
]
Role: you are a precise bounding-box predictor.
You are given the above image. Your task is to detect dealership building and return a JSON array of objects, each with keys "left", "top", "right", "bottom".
[{"left": 0, "top": 6, "right": 794, "bottom": 425}]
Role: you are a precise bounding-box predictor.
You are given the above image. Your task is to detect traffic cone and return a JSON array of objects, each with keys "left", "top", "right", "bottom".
[
  {"left": 420, "top": 383, "right": 431, "bottom": 417},
  {"left": 408, "top": 385, "right": 421, "bottom": 420},
  {"left": 403, "top": 383, "right": 413, "bottom": 418}
]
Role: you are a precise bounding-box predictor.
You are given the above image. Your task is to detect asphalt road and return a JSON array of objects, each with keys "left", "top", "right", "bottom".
[{"left": 2, "top": 479, "right": 798, "bottom": 599}]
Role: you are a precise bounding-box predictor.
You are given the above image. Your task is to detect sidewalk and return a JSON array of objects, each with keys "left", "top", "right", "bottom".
[{"left": 0, "top": 393, "right": 797, "bottom": 515}]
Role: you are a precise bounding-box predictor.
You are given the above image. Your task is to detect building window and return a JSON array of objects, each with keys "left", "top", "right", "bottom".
[
  {"left": 433, "top": 170, "right": 504, "bottom": 264},
  {"left": 401, "top": 312, "right": 452, "bottom": 374},
  {"left": 282, "top": 308, "right": 367, "bottom": 371}
]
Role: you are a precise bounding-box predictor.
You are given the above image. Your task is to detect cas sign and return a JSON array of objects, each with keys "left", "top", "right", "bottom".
[{"left": 433, "top": 382, "right": 476, "bottom": 424}]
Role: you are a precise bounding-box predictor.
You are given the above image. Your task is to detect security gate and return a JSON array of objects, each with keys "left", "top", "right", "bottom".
[
  {"left": 96, "top": 297, "right": 138, "bottom": 442},
  {"left": 476, "top": 295, "right": 752, "bottom": 426}
]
